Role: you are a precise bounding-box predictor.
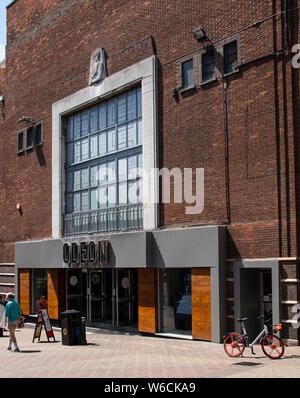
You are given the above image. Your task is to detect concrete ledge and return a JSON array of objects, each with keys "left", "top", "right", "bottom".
[{"left": 283, "top": 339, "right": 300, "bottom": 347}]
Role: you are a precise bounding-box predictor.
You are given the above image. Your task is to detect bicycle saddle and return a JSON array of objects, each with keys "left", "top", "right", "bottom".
[{"left": 237, "top": 317, "right": 247, "bottom": 322}]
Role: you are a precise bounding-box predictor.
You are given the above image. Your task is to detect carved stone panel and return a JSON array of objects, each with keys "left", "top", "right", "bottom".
[{"left": 89, "top": 47, "right": 106, "bottom": 86}]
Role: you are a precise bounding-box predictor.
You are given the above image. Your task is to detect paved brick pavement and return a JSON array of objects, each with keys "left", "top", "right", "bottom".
[{"left": 1, "top": 325, "right": 300, "bottom": 378}]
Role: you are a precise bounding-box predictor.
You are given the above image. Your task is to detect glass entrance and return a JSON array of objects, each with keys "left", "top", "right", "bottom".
[
  {"left": 159, "top": 269, "right": 192, "bottom": 335},
  {"left": 66, "top": 268, "right": 137, "bottom": 329},
  {"left": 83, "top": 269, "right": 137, "bottom": 329}
]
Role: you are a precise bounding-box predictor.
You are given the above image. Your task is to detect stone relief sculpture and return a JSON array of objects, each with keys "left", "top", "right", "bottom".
[{"left": 89, "top": 47, "right": 107, "bottom": 85}]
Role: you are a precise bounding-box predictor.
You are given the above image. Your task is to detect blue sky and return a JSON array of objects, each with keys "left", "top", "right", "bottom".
[{"left": 0, "top": 0, "right": 14, "bottom": 61}]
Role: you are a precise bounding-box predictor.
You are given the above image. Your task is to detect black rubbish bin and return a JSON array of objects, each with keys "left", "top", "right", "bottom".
[
  {"left": 0, "top": 328, "right": 3, "bottom": 337},
  {"left": 60, "top": 310, "right": 82, "bottom": 346}
]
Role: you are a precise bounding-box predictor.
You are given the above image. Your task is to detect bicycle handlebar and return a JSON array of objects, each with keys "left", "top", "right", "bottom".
[{"left": 257, "top": 310, "right": 272, "bottom": 321}]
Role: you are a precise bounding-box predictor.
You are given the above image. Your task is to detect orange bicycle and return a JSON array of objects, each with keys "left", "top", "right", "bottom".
[{"left": 223, "top": 312, "right": 284, "bottom": 360}]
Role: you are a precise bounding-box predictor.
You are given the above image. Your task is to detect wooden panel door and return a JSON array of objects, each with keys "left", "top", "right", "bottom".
[
  {"left": 138, "top": 268, "right": 157, "bottom": 333},
  {"left": 192, "top": 268, "right": 211, "bottom": 341},
  {"left": 47, "top": 270, "right": 66, "bottom": 320},
  {"left": 19, "top": 269, "right": 31, "bottom": 315}
]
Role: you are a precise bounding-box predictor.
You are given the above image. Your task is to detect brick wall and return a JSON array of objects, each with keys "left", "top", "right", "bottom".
[
  {"left": 0, "top": 61, "right": 5, "bottom": 263},
  {"left": 0, "top": 66, "right": 5, "bottom": 95},
  {"left": 0, "top": 0, "right": 299, "bottom": 264}
]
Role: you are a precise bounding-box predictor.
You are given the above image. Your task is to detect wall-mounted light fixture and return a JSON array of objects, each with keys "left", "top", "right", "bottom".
[
  {"left": 172, "top": 87, "right": 178, "bottom": 98},
  {"left": 192, "top": 26, "right": 208, "bottom": 43},
  {"left": 17, "top": 116, "right": 34, "bottom": 124},
  {"left": 16, "top": 202, "right": 23, "bottom": 216},
  {"left": 0, "top": 96, "right": 4, "bottom": 121}
]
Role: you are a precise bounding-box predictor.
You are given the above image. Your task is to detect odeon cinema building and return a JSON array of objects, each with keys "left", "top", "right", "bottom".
[{"left": 1, "top": 0, "right": 300, "bottom": 345}]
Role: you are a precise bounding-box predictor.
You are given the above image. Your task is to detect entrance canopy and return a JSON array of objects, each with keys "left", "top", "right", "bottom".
[{"left": 15, "top": 226, "right": 226, "bottom": 270}]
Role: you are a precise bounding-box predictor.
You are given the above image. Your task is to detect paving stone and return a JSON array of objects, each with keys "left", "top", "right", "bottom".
[{"left": 0, "top": 326, "right": 299, "bottom": 378}]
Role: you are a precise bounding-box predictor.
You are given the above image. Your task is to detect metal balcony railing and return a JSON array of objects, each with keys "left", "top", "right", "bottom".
[{"left": 63, "top": 203, "right": 143, "bottom": 236}]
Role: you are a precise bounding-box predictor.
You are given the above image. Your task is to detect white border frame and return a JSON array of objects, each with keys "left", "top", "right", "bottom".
[{"left": 52, "top": 55, "right": 158, "bottom": 238}]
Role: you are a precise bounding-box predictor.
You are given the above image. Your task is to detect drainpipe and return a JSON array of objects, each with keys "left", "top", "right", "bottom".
[
  {"left": 221, "top": 0, "right": 288, "bottom": 226},
  {"left": 240, "top": 0, "right": 288, "bottom": 68},
  {"left": 221, "top": 77, "right": 231, "bottom": 224}
]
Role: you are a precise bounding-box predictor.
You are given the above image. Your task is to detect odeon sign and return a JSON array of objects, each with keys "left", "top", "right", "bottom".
[{"left": 63, "top": 240, "right": 109, "bottom": 265}]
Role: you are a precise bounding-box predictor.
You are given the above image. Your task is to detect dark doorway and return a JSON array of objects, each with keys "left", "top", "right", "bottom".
[
  {"left": 159, "top": 269, "right": 192, "bottom": 335},
  {"left": 239, "top": 268, "right": 272, "bottom": 341}
]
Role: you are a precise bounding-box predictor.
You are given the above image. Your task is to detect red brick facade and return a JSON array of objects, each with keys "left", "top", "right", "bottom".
[
  {"left": 0, "top": 0, "right": 300, "bottom": 340},
  {"left": 0, "top": 0, "right": 297, "bottom": 258}
]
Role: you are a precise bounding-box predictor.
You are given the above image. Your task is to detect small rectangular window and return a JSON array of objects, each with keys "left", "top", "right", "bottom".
[
  {"left": 90, "top": 134, "right": 98, "bottom": 158},
  {"left": 224, "top": 41, "right": 238, "bottom": 74},
  {"left": 74, "top": 114, "right": 81, "bottom": 139},
  {"left": 81, "top": 110, "right": 89, "bottom": 136},
  {"left": 202, "top": 51, "right": 215, "bottom": 82},
  {"left": 90, "top": 106, "right": 98, "bottom": 133},
  {"left": 127, "top": 89, "right": 137, "bottom": 120},
  {"left": 26, "top": 127, "right": 33, "bottom": 149},
  {"left": 34, "top": 124, "right": 42, "bottom": 146},
  {"left": 66, "top": 117, "right": 73, "bottom": 142},
  {"left": 182, "top": 59, "right": 194, "bottom": 89},
  {"left": 17, "top": 131, "right": 24, "bottom": 154},
  {"left": 90, "top": 188, "right": 99, "bottom": 210}
]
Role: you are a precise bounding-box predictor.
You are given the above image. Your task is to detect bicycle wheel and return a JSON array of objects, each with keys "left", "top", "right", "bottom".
[
  {"left": 223, "top": 333, "right": 245, "bottom": 357},
  {"left": 261, "top": 335, "right": 284, "bottom": 359}
]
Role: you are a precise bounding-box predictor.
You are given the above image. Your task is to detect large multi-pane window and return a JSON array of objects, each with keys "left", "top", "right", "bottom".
[{"left": 65, "top": 86, "right": 143, "bottom": 217}]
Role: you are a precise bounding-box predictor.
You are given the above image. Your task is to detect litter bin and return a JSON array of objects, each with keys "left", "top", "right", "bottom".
[{"left": 60, "top": 310, "right": 82, "bottom": 346}]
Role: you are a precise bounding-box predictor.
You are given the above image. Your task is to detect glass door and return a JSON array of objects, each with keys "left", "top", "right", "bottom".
[
  {"left": 86, "top": 268, "right": 137, "bottom": 328},
  {"left": 88, "top": 269, "right": 113, "bottom": 324},
  {"left": 89, "top": 269, "right": 105, "bottom": 322},
  {"left": 115, "top": 269, "right": 138, "bottom": 327},
  {"left": 66, "top": 269, "right": 87, "bottom": 319},
  {"left": 159, "top": 269, "right": 192, "bottom": 335},
  {"left": 32, "top": 269, "right": 48, "bottom": 314}
]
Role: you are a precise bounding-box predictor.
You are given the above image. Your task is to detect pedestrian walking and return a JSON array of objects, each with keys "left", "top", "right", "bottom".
[
  {"left": 0, "top": 294, "right": 6, "bottom": 336},
  {"left": 0, "top": 294, "right": 7, "bottom": 307},
  {"left": 5, "top": 293, "right": 21, "bottom": 352},
  {"left": 1, "top": 295, "right": 9, "bottom": 332}
]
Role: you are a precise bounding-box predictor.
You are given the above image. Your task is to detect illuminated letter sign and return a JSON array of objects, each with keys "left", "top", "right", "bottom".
[
  {"left": 80, "top": 242, "right": 88, "bottom": 262},
  {"left": 88, "top": 241, "right": 96, "bottom": 262},
  {"left": 71, "top": 243, "right": 78, "bottom": 263},
  {"left": 63, "top": 244, "right": 70, "bottom": 263},
  {"left": 63, "top": 240, "right": 108, "bottom": 265},
  {"left": 98, "top": 240, "right": 108, "bottom": 263}
]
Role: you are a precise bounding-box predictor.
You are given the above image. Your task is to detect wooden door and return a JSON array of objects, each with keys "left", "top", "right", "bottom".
[
  {"left": 47, "top": 269, "right": 66, "bottom": 320},
  {"left": 138, "top": 268, "right": 157, "bottom": 333},
  {"left": 19, "top": 269, "right": 31, "bottom": 315},
  {"left": 192, "top": 268, "right": 211, "bottom": 341}
]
